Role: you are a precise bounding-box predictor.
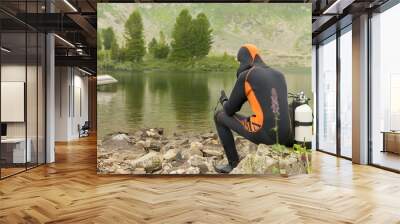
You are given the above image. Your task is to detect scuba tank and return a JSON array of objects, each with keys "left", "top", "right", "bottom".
[{"left": 288, "top": 91, "right": 313, "bottom": 149}]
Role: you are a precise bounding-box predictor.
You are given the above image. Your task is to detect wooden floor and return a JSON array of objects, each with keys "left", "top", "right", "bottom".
[
  {"left": 1, "top": 136, "right": 400, "bottom": 224},
  {"left": 1, "top": 167, "right": 26, "bottom": 178},
  {"left": 372, "top": 150, "right": 400, "bottom": 171}
]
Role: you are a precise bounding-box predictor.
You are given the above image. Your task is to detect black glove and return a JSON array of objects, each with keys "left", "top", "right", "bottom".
[{"left": 219, "top": 90, "right": 228, "bottom": 105}]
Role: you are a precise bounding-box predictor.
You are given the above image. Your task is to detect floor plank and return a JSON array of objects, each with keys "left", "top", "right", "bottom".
[{"left": 0, "top": 136, "right": 400, "bottom": 223}]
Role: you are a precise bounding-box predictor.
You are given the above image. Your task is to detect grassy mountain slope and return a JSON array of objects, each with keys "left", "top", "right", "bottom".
[{"left": 98, "top": 3, "right": 311, "bottom": 67}]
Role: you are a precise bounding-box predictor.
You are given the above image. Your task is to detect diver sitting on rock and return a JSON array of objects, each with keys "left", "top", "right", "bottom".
[{"left": 214, "top": 44, "right": 292, "bottom": 173}]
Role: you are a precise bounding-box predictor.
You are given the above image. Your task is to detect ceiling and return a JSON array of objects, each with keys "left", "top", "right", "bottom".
[
  {"left": 311, "top": 0, "right": 391, "bottom": 43},
  {"left": 0, "top": 0, "right": 97, "bottom": 74}
]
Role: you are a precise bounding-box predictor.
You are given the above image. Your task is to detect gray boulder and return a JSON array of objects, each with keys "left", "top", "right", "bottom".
[
  {"left": 201, "top": 145, "right": 224, "bottom": 158},
  {"left": 190, "top": 142, "right": 203, "bottom": 151},
  {"left": 187, "top": 155, "right": 214, "bottom": 174},
  {"left": 163, "top": 148, "right": 179, "bottom": 161},
  {"left": 129, "top": 151, "right": 162, "bottom": 173},
  {"left": 180, "top": 148, "right": 202, "bottom": 160},
  {"left": 102, "top": 133, "right": 133, "bottom": 150}
]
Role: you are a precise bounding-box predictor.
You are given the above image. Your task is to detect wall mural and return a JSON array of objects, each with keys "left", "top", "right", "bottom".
[{"left": 97, "top": 3, "right": 312, "bottom": 175}]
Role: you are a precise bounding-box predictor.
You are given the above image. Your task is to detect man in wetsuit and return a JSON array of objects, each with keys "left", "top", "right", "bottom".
[{"left": 214, "top": 44, "right": 292, "bottom": 173}]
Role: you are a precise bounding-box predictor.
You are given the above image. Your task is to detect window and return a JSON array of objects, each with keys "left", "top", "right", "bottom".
[
  {"left": 339, "top": 27, "right": 352, "bottom": 158},
  {"left": 370, "top": 3, "right": 400, "bottom": 171},
  {"left": 0, "top": 2, "right": 46, "bottom": 179},
  {"left": 317, "top": 35, "right": 337, "bottom": 154}
]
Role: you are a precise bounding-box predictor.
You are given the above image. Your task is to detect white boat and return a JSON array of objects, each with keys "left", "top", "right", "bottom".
[{"left": 97, "top": 75, "right": 118, "bottom": 86}]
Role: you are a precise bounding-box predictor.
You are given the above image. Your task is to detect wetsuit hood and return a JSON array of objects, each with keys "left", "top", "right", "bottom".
[{"left": 236, "top": 44, "right": 264, "bottom": 78}]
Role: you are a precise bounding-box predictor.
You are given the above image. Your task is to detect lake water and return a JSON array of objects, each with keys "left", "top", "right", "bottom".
[{"left": 98, "top": 67, "right": 312, "bottom": 138}]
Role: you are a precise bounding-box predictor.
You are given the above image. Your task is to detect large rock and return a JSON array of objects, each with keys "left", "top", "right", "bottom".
[
  {"left": 231, "top": 144, "right": 311, "bottom": 175},
  {"left": 144, "top": 139, "right": 162, "bottom": 152},
  {"left": 102, "top": 133, "right": 133, "bottom": 150},
  {"left": 160, "top": 141, "right": 176, "bottom": 154},
  {"left": 129, "top": 151, "right": 162, "bottom": 173},
  {"left": 256, "top": 144, "right": 273, "bottom": 156},
  {"left": 111, "top": 133, "right": 130, "bottom": 142},
  {"left": 187, "top": 155, "right": 214, "bottom": 174},
  {"left": 190, "top": 142, "right": 203, "bottom": 151},
  {"left": 163, "top": 148, "right": 179, "bottom": 161},
  {"left": 180, "top": 149, "right": 201, "bottom": 160},
  {"left": 236, "top": 142, "right": 258, "bottom": 160},
  {"left": 201, "top": 145, "right": 224, "bottom": 158},
  {"left": 279, "top": 155, "right": 309, "bottom": 175},
  {"left": 180, "top": 146, "right": 203, "bottom": 160},
  {"left": 231, "top": 153, "right": 277, "bottom": 174}
]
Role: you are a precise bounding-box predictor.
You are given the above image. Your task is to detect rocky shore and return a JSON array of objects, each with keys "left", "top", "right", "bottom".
[{"left": 97, "top": 128, "right": 311, "bottom": 175}]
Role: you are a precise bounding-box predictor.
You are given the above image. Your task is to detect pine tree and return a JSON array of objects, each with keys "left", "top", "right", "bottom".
[
  {"left": 102, "top": 27, "right": 116, "bottom": 50},
  {"left": 154, "top": 31, "right": 170, "bottom": 59},
  {"left": 97, "top": 29, "right": 103, "bottom": 51},
  {"left": 159, "top": 31, "right": 167, "bottom": 45},
  {"left": 191, "top": 13, "right": 212, "bottom": 58},
  {"left": 148, "top": 38, "right": 158, "bottom": 57},
  {"left": 124, "top": 10, "right": 146, "bottom": 62},
  {"left": 110, "top": 40, "right": 120, "bottom": 61},
  {"left": 170, "top": 9, "right": 193, "bottom": 60},
  {"left": 98, "top": 49, "right": 105, "bottom": 62}
]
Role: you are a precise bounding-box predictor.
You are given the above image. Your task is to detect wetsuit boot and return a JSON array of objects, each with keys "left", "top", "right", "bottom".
[{"left": 215, "top": 161, "right": 238, "bottom": 173}]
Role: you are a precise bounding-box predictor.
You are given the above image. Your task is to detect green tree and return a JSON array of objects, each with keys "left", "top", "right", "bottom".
[
  {"left": 97, "top": 29, "right": 103, "bottom": 51},
  {"left": 110, "top": 40, "right": 120, "bottom": 61},
  {"left": 191, "top": 13, "right": 213, "bottom": 58},
  {"left": 148, "top": 37, "right": 158, "bottom": 56},
  {"left": 102, "top": 27, "right": 116, "bottom": 50},
  {"left": 170, "top": 9, "right": 193, "bottom": 60},
  {"left": 124, "top": 10, "right": 146, "bottom": 62},
  {"left": 158, "top": 31, "right": 167, "bottom": 46},
  {"left": 154, "top": 31, "right": 170, "bottom": 59},
  {"left": 154, "top": 45, "right": 170, "bottom": 59},
  {"left": 98, "top": 49, "right": 105, "bottom": 62}
]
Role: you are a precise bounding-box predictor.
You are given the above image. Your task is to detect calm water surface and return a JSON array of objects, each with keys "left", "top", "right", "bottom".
[{"left": 98, "top": 67, "right": 312, "bottom": 138}]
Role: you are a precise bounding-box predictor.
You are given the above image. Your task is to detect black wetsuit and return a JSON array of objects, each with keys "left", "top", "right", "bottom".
[{"left": 214, "top": 45, "right": 292, "bottom": 167}]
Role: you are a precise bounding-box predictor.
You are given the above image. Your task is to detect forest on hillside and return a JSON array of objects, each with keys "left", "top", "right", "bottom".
[{"left": 97, "top": 3, "right": 311, "bottom": 72}]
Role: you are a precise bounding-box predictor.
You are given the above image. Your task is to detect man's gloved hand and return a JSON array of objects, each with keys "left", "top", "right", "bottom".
[{"left": 219, "top": 90, "right": 228, "bottom": 105}]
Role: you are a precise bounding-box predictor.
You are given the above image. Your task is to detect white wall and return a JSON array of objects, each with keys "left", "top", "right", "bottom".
[
  {"left": 1, "top": 65, "right": 27, "bottom": 137},
  {"left": 55, "top": 66, "right": 70, "bottom": 141},
  {"left": 1, "top": 63, "right": 46, "bottom": 164},
  {"left": 54, "top": 67, "right": 89, "bottom": 141},
  {"left": 72, "top": 73, "right": 89, "bottom": 138}
]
